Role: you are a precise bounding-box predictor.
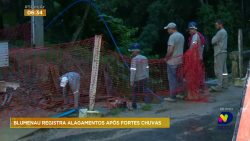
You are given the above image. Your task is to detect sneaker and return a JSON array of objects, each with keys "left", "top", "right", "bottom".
[
  {"left": 164, "top": 97, "right": 176, "bottom": 102},
  {"left": 176, "top": 94, "right": 185, "bottom": 99},
  {"left": 210, "top": 86, "right": 222, "bottom": 92}
]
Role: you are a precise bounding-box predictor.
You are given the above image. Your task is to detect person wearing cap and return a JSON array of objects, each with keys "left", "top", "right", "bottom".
[
  {"left": 211, "top": 20, "right": 228, "bottom": 92},
  {"left": 163, "top": 22, "right": 185, "bottom": 102},
  {"left": 185, "top": 21, "right": 206, "bottom": 100},
  {"left": 187, "top": 21, "right": 205, "bottom": 60},
  {"left": 59, "top": 72, "right": 80, "bottom": 109},
  {"left": 129, "top": 43, "right": 152, "bottom": 109}
]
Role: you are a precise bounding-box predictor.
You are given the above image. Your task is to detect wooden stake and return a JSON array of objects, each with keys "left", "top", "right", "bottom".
[
  {"left": 238, "top": 29, "right": 243, "bottom": 78},
  {"left": 89, "top": 35, "right": 102, "bottom": 111}
]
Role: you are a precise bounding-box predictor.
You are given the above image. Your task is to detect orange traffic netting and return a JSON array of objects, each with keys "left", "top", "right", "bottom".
[
  {"left": 0, "top": 25, "right": 210, "bottom": 126},
  {"left": 1, "top": 37, "right": 209, "bottom": 115}
]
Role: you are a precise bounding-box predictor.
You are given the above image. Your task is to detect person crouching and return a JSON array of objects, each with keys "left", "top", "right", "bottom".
[{"left": 60, "top": 72, "right": 80, "bottom": 109}]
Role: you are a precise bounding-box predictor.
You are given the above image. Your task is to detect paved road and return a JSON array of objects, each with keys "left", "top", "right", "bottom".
[
  {"left": 17, "top": 86, "right": 243, "bottom": 141},
  {"left": 49, "top": 106, "right": 238, "bottom": 141}
]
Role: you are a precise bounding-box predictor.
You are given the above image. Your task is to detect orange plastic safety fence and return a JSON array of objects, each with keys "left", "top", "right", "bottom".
[{"left": 0, "top": 36, "right": 210, "bottom": 127}]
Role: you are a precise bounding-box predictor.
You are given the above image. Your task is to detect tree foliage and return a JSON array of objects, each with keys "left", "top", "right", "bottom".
[
  {"left": 101, "top": 15, "right": 138, "bottom": 55},
  {"left": 198, "top": 0, "right": 242, "bottom": 52},
  {"left": 0, "top": 0, "right": 248, "bottom": 57}
]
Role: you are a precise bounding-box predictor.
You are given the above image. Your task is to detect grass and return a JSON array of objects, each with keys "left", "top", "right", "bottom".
[
  {"left": 155, "top": 108, "right": 168, "bottom": 114},
  {"left": 140, "top": 104, "right": 152, "bottom": 111},
  {"left": 107, "top": 108, "right": 126, "bottom": 116}
]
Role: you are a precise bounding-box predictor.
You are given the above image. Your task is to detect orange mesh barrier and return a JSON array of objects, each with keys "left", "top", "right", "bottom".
[{"left": 0, "top": 35, "right": 210, "bottom": 126}]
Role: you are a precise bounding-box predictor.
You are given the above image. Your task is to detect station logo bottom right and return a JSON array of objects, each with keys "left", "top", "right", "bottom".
[{"left": 218, "top": 112, "right": 233, "bottom": 125}]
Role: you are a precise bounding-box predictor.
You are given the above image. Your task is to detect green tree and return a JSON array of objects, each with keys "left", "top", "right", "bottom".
[
  {"left": 0, "top": 0, "right": 3, "bottom": 29},
  {"left": 198, "top": 0, "right": 242, "bottom": 52},
  {"left": 102, "top": 15, "right": 138, "bottom": 55}
]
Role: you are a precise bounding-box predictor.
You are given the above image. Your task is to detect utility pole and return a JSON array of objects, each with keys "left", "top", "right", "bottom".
[{"left": 31, "top": 0, "right": 44, "bottom": 48}]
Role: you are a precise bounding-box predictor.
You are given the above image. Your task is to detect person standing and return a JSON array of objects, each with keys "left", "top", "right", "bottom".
[
  {"left": 211, "top": 20, "right": 228, "bottom": 91},
  {"left": 129, "top": 43, "right": 152, "bottom": 109},
  {"left": 184, "top": 21, "right": 206, "bottom": 100},
  {"left": 187, "top": 21, "right": 206, "bottom": 60},
  {"left": 163, "top": 22, "right": 184, "bottom": 102},
  {"left": 60, "top": 72, "right": 81, "bottom": 109}
]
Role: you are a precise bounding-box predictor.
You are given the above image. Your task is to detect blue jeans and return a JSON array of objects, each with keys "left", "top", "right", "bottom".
[
  {"left": 167, "top": 64, "right": 182, "bottom": 99},
  {"left": 132, "top": 79, "right": 152, "bottom": 107}
]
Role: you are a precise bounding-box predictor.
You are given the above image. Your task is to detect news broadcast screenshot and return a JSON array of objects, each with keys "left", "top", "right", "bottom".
[{"left": 0, "top": 0, "right": 250, "bottom": 141}]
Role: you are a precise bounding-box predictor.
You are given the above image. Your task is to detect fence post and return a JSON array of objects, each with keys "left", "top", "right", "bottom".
[
  {"left": 238, "top": 29, "right": 243, "bottom": 78},
  {"left": 89, "top": 35, "right": 102, "bottom": 111}
]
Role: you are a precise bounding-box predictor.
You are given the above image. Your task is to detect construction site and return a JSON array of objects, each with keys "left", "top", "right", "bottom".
[
  {"left": 0, "top": 0, "right": 250, "bottom": 141},
  {"left": 0, "top": 22, "right": 173, "bottom": 125}
]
